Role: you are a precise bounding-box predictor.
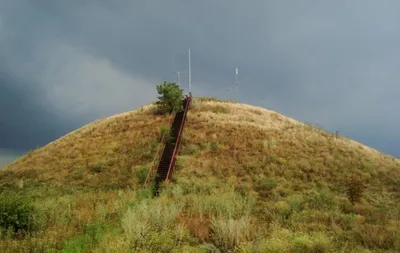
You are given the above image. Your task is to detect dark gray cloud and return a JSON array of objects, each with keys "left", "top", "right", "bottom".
[
  {"left": 0, "top": 0, "right": 399, "bottom": 157},
  {"left": 0, "top": 64, "right": 72, "bottom": 150}
]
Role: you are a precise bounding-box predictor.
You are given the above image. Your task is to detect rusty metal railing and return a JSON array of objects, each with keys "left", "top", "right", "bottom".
[
  {"left": 166, "top": 96, "right": 191, "bottom": 181},
  {"left": 144, "top": 114, "right": 173, "bottom": 186}
]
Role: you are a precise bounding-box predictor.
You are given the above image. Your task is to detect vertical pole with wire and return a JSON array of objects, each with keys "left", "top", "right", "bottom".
[
  {"left": 188, "top": 48, "right": 192, "bottom": 97},
  {"left": 235, "top": 67, "right": 238, "bottom": 101},
  {"left": 235, "top": 67, "right": 238, "bottom": 89}
]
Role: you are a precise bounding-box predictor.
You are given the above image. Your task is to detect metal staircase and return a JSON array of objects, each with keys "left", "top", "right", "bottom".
[{"left": 144, "top": 96, "right": 191, "bottom": 195}]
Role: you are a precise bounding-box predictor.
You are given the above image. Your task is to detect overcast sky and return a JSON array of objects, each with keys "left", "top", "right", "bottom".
[{"left": 1, "top": 0, "right": 399, "bottom": 166}]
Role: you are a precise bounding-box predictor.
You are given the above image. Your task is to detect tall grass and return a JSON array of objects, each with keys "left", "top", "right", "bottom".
[{"left": 0, "top": 98, "right": 399, "bottom": 252}]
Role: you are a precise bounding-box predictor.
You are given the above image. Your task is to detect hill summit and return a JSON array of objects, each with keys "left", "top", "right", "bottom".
[{"left": 1, "top": 97, "right": 399, "bottom": 252}]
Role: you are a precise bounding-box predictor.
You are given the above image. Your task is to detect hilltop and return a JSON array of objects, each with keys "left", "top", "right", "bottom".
[{"left": 1, "top": 97, "right": 399, "bottom": 252}]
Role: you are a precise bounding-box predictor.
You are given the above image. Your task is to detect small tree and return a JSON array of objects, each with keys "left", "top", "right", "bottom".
[
  {"left": 345, "top": 176, "right": 365, "bottom": 204},
  {"left": 156, "top": 81, "right": 184, "bottom": 114}
]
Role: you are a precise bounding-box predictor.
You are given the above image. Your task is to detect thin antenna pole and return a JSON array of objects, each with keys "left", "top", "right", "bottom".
[
  {"left": 177, "top": 71, "right": 180, "bottom": 87},
  {"left": 235, "top": 67, "right": 238, "bottom": 87},
  {"left": 188, "top": 48, "right": 192, "bottom": 95},
  {"left": 235, "top": 67, "right": 239, "bottom": 101},
  {"left": 235, "top": 67, "right": 238, "bottom": 92}
]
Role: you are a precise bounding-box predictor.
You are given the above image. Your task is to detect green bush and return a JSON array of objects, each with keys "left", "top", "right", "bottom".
[
  {"left": 72, "top": 167, "right": 84, "bottom": 180},
  {"left": 91, "top": 163, "right": 105, "bottom": 173},
  {"left": 61, "top": 223, "right": 105, "bottom": 253},
  {"left": 155, "top": 81, "right": 184, "bottom": 114},
  {"left": 182, "top": 145, "right": 201, "bottom": 156},
  {"left": 235, "top": 185, "right": 250, "bottom": 198},
  {"left": 175, "top": 156, "right": 184, "bottom": 170},
  {"left": 211, "top": 216, "right": 256, "bottom": 251},
  {"left": 308, "top": 190, "right": 334, "bottom": 210},
  {"left": 292, "top": 235, "right": 313, "bottom": 251},
  {"left": 136, "top": 167, "right": 149, "bottom": 185},
  {"left": 255, "top": 177, "right": 277, "bottom": 192},
  {"left": 210, "top": 142, "right": 221, "bottom": 152},
  {"left": 0, "top": 192, "right": 41, "bottom": 234}
]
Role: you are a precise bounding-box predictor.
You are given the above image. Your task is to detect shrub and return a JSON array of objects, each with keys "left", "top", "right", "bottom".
[
  {"left": 234, "top": 185, "right": 250, "bottom": 198},
  {"left": 254, "top": 177, "right": 277, "bottom": 195},
  {"left": 210, "top": 142, "right": 221, "bottom": 152},
  {"left": 199, "top": 142, "right": 210, "bottom": 150},
  {"left": 175, "top": 156, "right": 184, "bottom": 170},
  {"left": 150, "top": 140, "right": 158, "bottom": 152},
  {"left": 155, "top": 81, "right": 184, "bottom": 114},
  {"left": 62, "top": 234, "right": 90, "bottom": 253},
  {"left": 61, "top": 223, "right": 105, "bottom": 253},
  {"left": 312, "top": 233, "right": 333, "bottom": 253},
  {"left": 91, "top": 163, "right": 105, "bottom": 173},
  {"left": 287, "top": 195, "right": 306, "bottom": 213},
  {"left": 352, "top": 223, "right": 400, "bottom": 250},
  {"left": 265, "top": 177, "right": 278, "bottom": 191},
  {"left": 186, "top": 188, "right": 255, "bottom": 219},
  {"left": 345, "top": 176, "right": 365, "bottom": 204},
  {"left": 211, "top": 216, "right": 256, "bottom": 251},
  {"left": 339, "top": 213, "right": 356, "bottom": 230},
  {"left": 121, "top": 199, "right": 183, "bottom": 247},
  {"left": 308, "top": 190, "right": 334, "bottom": 210},
  {"left": 292, "top": 235, "right": 313, "bottom": 251},
  {"left": 182, "top": 145, "right": 201, "bottom": 156},
  {"left": 273, "top": 201, "right": 292, "bottom": 222},
  {"left": 133, "top": 187, "right": 154, "bottom": 205},
  {"left": 145, "top": 229, "right": 176, "bottom": 252},
  {"left": 72, "top": 167, "right": 84, "bottom": 179},
  {"left": 258, "top": 238, "right": 290, "bottom": 253},
  {"left": 0, "top": 192, "right": 41, "bottom": 235},
  {"left": 83, "top": 222, "right": 105, "bottom": 245},
  {"left": 135, "top": 167, "right": 149, "bottom": 185}
]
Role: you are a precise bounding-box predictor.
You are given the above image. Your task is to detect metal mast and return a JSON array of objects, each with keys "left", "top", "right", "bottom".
[{"left": 188, "top": 48, "right": 192, "bottom": 96}]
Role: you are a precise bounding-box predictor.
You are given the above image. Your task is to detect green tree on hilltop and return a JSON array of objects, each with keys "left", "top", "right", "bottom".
[{"left": 156, "top": 81, "right": 184, "bottom": 114}]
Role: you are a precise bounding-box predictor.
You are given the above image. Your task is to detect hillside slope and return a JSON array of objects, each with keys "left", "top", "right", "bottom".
[{"left": 1, "top": 97, "right": 399, "bottom": 252}]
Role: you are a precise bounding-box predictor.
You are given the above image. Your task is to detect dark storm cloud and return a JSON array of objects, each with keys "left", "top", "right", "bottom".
[
  {"left": 0, "top": 0, "right": 399, "bottom": 157},
  {"left": 0, "top": 65, "right": 72, "bottom": 150}
]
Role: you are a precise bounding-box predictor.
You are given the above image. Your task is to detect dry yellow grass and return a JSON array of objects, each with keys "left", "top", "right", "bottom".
[
  {"left": 1, "top": 97, "right": 399, "bottom": 252},
  {"left": 3, "top": 98, "right": 398, "bottom": 179},
  {"left": 1, "top": 103, "right": 172, "bottom": 188}
]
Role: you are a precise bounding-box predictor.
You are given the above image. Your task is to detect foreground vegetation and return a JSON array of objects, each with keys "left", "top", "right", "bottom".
[{"left": 1, "top": 98, "right": 399, "bottom": 252}]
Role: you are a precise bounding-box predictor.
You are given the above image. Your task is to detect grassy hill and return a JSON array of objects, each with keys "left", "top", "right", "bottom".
[{"left": 0, "top": 97, "right": 399, "bottom": 252}]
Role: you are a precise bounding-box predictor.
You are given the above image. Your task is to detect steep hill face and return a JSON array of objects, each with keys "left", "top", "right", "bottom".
[{"left": 1, "top": 97, "right": 399, "bottom": 252}]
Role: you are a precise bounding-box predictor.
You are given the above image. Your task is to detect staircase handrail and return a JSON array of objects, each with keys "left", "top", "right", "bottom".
[
  {"left": 166, "top": 96, "right": 191, "bottom": 180},
  {"left": 144, "top": 113, "right": 174, "bottom": 185}
]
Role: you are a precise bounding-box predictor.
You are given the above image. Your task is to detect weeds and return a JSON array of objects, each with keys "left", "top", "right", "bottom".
[
  {"left": 160, "top": 124, "right": 171, "bottom": 143},
  {"left": 255, "top": 177, "right": 277, "bottom": 192},
  {"left": 121, "top": 198, "right": 184, "bottom": 248},
  {"left": 135, "top": 167, "right": 148, "bottom": 185},
  {"left": 211, "top": 216, "right": 257, "bottom": 251},
  {"left": 91, "top": 163, "right": 105, "bottom": 173},
  {"left": 345, "top": 176, "right": 365, "bottom": 204},
  {"left": 0, "top": 192, "right": 42, "bottom": 236}
]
